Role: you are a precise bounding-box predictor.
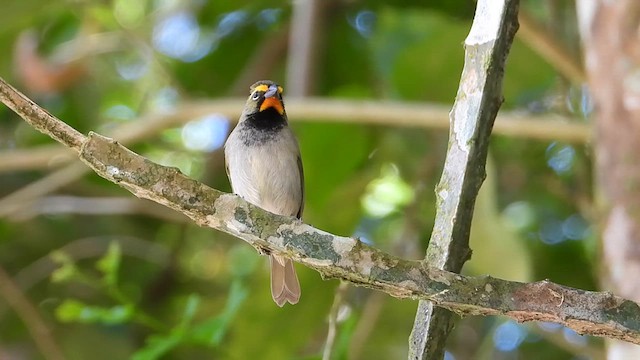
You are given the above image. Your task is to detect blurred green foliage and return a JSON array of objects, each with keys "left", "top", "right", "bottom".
[{"left": 0, "top": 1, "right": 598, "bottom": 359}]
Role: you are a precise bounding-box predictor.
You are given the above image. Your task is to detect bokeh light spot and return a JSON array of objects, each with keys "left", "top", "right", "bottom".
[
  {"left": 114, "top": 0, "right": 145, "bottom": 28},
  {"left": 566, "top": 84, "right": 594, "bottom": 119},
  {"left": 538, "top": 322, "right": 563, "bottom": 332},
  {"left": 361, "top": 163, "right": 415, "bottom": 217},
  {"left": 216, "top": 10, "right": 249, "bottom": 37},
  {"left": 349, "top": 10, "right": 376, "bottom": 38},
  {"left": 256, "top": 8, "right": 282, "bottom": 29},
  {"left": 503, "top": 201, "right": 535, "bottom": 230},
  {"left": 539, "top": 219, "right": 566, "bottom": 245},
  {"left": 546, "top": 142, "right": 575, "bottom": 175},
  {"left": 151, "top": 87, "right": 179, "bottom": 111},
  {"left": 181, "top": 114, "right": 230, "bottom": 152},
  {"left": 563, "top": 327, "right": 587, "bottom": 347},
  {"left": 563, "top": 214, "right": 591, "bottom": 241},
  {"left": 104, "top": 104, "right": 136, "bottom": 121},
  {"left": 153, "top": 11, "right": 216, "bottom": 62},
  {"left": 493, "top": 321, "right": 527, "bottom": 352},
  {"left": 115, "top": 53, "right": 150, "bottom": 80}
]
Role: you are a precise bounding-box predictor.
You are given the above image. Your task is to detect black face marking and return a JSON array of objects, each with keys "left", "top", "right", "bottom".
[
  {"left": 240, "top": 108, "right": 287, "bottom": 146},
  {"left": 245, "top": 107, "right": 286, "bottom": 130}
]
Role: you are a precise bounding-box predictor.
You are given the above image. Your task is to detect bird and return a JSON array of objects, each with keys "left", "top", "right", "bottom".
[{"left": 224, "top": 80, "right": 303, "bottom": 307}]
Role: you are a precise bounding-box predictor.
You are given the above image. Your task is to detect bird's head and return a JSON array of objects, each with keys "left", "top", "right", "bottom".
[{"left": 243, "top": 80, "right": 285, "bottom": 118}]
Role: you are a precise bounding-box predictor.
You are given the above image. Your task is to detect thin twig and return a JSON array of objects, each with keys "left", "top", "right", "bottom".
[
  {"left": 323, "top": 281, "right": 349, "bottom": 360},
  {"left": 0, "top": 144, "right": 68, "bottom": 172},
  {"left": 0, "top": 265, "right": 65, "bottom": 360},
  {"left": 348, "top": 292, "right": 386, "bottom": 360},
  {"left": 0, "top": 162, "right": 87, "bottom": 217},
  {"left": 517, "top": 10, "right": 586, "bottom": 84},
  {"left": 9, "top": 195, "right": 188, "bottom": 222}
]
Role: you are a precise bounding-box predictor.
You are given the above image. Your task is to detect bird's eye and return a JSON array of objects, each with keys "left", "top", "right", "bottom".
[{"left": 251, "top": 92, "right": 260, "bottom": 100}]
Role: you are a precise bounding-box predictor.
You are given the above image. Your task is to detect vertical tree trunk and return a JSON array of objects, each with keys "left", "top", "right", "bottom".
[{"left": 576, "top": 1, "right": 640, "bottom": 358}]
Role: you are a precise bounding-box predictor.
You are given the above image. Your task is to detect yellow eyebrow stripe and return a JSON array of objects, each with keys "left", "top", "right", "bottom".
[
  {"left": 252, "top": 84, "right": 284, "bottom": 94},
  {"left": 254, "top": 84, "right": 269, "bottom": 92}
]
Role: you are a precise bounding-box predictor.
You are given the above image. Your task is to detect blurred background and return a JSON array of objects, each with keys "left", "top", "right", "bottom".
[{"left": 0, "top": 0, "right": 603, "bottom": 359}]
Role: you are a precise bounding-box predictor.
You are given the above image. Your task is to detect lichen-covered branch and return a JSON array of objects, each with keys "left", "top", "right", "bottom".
[
  {"left": 46, "top": 132, "right": 640, "bottom": 345},
  {"left": 1, "top": 75, "right": 640, "bottom": 345},
  {"left": 0, "top": 77, "right": 84, "bottom": 151},
  {"left": 409, "top": 0, "right": 521, "bottom": 358}
]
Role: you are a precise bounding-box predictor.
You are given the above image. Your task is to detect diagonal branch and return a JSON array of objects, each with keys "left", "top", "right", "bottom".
[
  {"left": 409, "top": 0, "right": 520, "bottom": 358},
  {"left": 0, "top": 265, "right": 65, "bottom": 360},
  {"left": 517, "top": 10, "right": 586, "bottom": 84},
  {"left": 1, "top": 75, "right": 640, "bottom": 346}
]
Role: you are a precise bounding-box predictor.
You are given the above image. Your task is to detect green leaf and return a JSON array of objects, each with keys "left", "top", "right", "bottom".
[
  {"left": 55, "top": 299, "right": 85, "bottom": 322},
  {"left": 176, "top": 294, "right": 200, "bottom": 332},
  {"left": 51, "top": 261, "right": 78, "bottom": 283},
  {"left": 96, "top": 241, "right": 121, "bottom": 286},
  {"left": 55, "top": 299, "right": 133, "bottom": 324},
  {"left": 131, "top": 333, "right": 182, "bottom": 360},
  {"left": 50, "top": 250, "right": 78, "bottom": 283},
  {"left": 190, "top": 280, "right": 247, "bottom": 346},
  {"left": 131, "top": 295, "right": 202, "bottom": 360}
]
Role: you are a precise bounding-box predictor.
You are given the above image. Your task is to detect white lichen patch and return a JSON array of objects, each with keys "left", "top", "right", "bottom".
[
  {"left": 438, "top": 187, "right": 449, "bottom": 201},
  {"left": 225, "top": 217, "right": 249, "bottom": 234},
  {"left": 213, "top": 194, "right": 251, "bottom": 234},
  {"left": 267, "top": 235, "right": 285, "bottom": 250},
  {"left": 485, "top": 283, "right": 493, "bottom": 293},
  {"left": 106, "top": 165, "right": 121, "bottom": 177},
  {"left": 332, "top": 236, "right": 356, "bottom": 257}
]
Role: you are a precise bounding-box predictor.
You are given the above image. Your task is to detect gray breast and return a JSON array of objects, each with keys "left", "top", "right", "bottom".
[{"left": 224, "top": 124, "right": 303, "bottom": 218}]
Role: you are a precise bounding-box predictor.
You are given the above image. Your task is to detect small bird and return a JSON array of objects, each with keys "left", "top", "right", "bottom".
[{"left": 224, "top": 80, "right": 303, "bottom": 307}]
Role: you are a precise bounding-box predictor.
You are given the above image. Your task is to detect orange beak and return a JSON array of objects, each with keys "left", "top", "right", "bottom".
[{"left": 259, "top": 97, "right": 284, "bottom": 115}]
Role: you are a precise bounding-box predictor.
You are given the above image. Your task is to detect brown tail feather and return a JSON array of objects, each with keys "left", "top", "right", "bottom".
[{"left": 270, "top": 255, "right": 300, "bottom": 307}]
